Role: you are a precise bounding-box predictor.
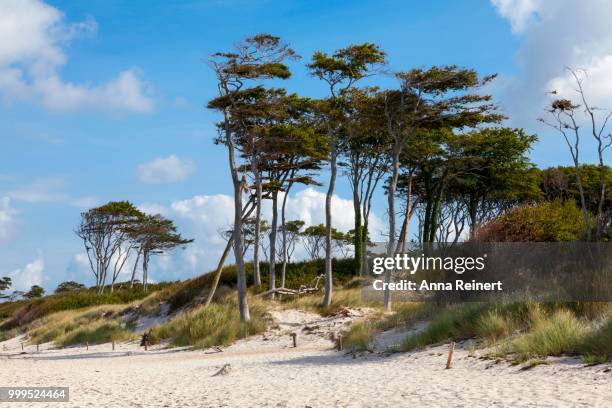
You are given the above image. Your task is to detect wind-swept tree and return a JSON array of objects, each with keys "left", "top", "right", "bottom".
[
  {"left": 127, "top": 214, "right": 192, "bottom": 291},
  {"left": 381, "top": 66, "right": 502, "bottom": 309},
  {"left": 76, "top": 201, "right": 142, "bottom": 294},
  {"left": 208, "top": 34, "right": 297, "bottom": 322},
  {"left": 307, "top": 43, "right": 386, "bottom": 306},
  {"left": 339, "top": 87, "right": 389, "bottom": 275}
]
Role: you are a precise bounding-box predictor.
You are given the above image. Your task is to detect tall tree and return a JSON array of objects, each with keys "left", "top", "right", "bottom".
[
  {"left": 339, "top": 88, "right": 389, "bottom": 275},
  {"left": 76, "top": 201, "right": 142, "bottom": 294},
  {"left": 382, "top": 66, "right": 502, "bottom": 309},
  {"left": 127, "top": 214, "right": 192, "bottom": 291},
  {"left": 208, "top": 34, "right": 297, "bottom": 322},
  {"left": 307, "top": 43, "right": 386, "bottom": 307}
]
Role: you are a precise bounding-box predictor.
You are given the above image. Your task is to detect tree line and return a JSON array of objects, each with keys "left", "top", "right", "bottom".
[{"left": 206, "top": 34, "right": 610, "bottom": 322}]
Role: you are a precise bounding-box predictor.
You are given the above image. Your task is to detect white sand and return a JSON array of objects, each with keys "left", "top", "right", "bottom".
[{"left": 0, "top": 309, "right": 610, "bottom": 408}]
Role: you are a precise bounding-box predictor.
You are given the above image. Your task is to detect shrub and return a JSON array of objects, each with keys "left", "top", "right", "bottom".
[{"left": 473, "top": 200, "right": 590, "bottom": 242}]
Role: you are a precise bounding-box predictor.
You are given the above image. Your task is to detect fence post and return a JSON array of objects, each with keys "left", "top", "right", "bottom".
[
  {"left": 290, "top": 333, "right": 297, "bottom": 348},
  {"left": 446, "top": 341, "right": 455, "bottom": 369}
]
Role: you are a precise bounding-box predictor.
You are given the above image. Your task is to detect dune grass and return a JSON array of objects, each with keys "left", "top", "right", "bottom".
[
  {"left": 149, "top": 297, "right": 268, "bottom": 349},
  {"left": 27, "top": 304, "right": 134, "bottom": 346},
  {"left": 0, "top": 282, "right": 173, "bottom": 332},
  {"left": 393, "top": 300, "right": 611, "bottom": 363}
]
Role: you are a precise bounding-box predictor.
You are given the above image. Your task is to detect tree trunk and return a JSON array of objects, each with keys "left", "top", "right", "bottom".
[
  {"left": 225, "top": 114, "right": 250, "bottom": 322},
  {"left": 574, "top": 165, "right": 591, "bottom": 241},
  {"left": 352, "top": 171, "right": 363, "bottom": 276},
  {"left": 268, "top": 191, "right": 279, "bottom": 293},
  {"left": 143, "top": 251, "right": 149, "bottom": 292},
  {"left": 384, "top": 144, "right": 401, "bottom": 311},
  {"left": 204, "top": 237, "right": 233, "bottom": 307},
  {"left": 130, "top": 249, "right": 141, "bottom": 288},
  {"left": 596, "top": 156, "right": 607, "bottom": 241},
  {"left": 322, "top": 147, "right": 337, "bottom": 307},
  {"left": 280, "top": 183, "right": 292, "bottom": 289},
  {"left": 252, "top": 160, "right": 262, "bottom": 286}
]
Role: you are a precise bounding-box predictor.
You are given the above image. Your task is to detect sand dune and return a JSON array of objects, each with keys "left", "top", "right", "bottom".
[{"left": 0, "top": 309, "right": 610, "bottom": 407}]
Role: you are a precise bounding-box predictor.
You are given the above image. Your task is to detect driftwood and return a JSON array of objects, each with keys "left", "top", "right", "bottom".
[
  {"left": 258, "top": 274, "right": 324, "bottom": 298},
  {"left": 212, "top": 363, "right": 231, "bottom": 376}
]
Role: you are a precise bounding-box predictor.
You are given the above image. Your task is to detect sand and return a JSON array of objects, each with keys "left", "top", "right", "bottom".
[{"left": 0, "top": 308, "right": 610, "bottom": 408}]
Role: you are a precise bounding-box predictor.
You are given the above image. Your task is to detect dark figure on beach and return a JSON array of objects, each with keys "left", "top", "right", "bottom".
[{"left": 140, "top": 332, "right": 150, "bottom": 347}]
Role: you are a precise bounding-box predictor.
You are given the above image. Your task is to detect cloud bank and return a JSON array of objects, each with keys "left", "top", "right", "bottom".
[{"left": 0, "top": 0, "right": 153, "bottom": 112}]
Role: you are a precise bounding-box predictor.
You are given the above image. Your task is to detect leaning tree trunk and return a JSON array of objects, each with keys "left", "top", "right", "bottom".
[
  {"left": 322, "top": 146, "right": 337, "bottom": 307},
  {"left": 204, "top": 238, "right": 233, "bottom": 307}
]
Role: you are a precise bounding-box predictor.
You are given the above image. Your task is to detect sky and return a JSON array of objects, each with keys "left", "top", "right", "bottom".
[{"left": 1, "top": 0, "right": 611, "bottom": 293}]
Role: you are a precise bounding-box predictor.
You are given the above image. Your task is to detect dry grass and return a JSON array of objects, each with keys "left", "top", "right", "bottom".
[{"left": 27, "top": 304, "right": 134, "bottom": 346}]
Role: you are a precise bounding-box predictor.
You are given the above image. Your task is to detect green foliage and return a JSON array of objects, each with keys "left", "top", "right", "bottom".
[
  {"left": 166, "top": 258, "right": 357, "bottom": 313},
  {"left": 56, "top": 321, "right": 133, "bottom": 347},
  {"left": 512, "top": 309, "right": 588, "bottom": 362},
  {"left": 343, "top": 320, "right": 375, "bottom": 352},
  {"left": 27, "top": 305, "right": 132, "bottom": 346},
  {"left": 24, "top": 285, "right": 45, "bottom": 299},
  {"left": 474, "top": 200, "right": 589, "bottom": 242},
  {"left": 0, "top": 276, "right": 11, "bottom": 299},
  {"left": 149, "top": 298, "right": 267, "bottom": 349},
  {"left": 0, "top": 282, "right": 171, "bottom": 331},
  {"left": 54, "top": 281, "right": 86, "bottom": 294}
]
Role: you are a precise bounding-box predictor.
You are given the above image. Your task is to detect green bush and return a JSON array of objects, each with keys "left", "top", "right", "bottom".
[{"left": 474, "top": 200, "right": 590, "bottom": 242}]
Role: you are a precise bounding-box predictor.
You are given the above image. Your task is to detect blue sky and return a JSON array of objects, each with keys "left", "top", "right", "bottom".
[{"left": 1, "top": 0, "right": 610, "bottom": 293}]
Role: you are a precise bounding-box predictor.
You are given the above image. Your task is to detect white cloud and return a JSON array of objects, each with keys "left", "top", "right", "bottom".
[
  {"left": 491, "top": 0, "right": 612, "bottom": 144},
  {"left": 139, "top": 187, "right": 386, "bottom": 279},
  {"left": 0, "top": 0, "right": 153, "bottom": 112},
  {"left": 137, "top": 155, "right": 196, "bottom": 184},
  {"left": 8, "top": 177, "right": 66, "bottom": 203},
  {"left": 0, "top": 197, "right": 17, "bottom": 244},
  {"left": 491, "top": 0, "right": 541, "bottom": 33},
  {"left": 8, "top": 258, "right": 44, "bottom": 291}
]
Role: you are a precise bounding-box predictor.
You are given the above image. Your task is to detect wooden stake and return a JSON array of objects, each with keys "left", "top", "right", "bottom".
[
  {"left": 86, "top": 341, "right": 89, "bottom": 351},
  {"left": 112, "top": 340, "right": 115, "bottom": 351},
  {"left": 36, "top": 344, "right": 39, "bottom": 353},
  {"left": 337, "top": 335, "right": 343, "bottom": 351},
  {"left": 21, "top": 343, "right": 24, "bottom": 351},
  {"left": 352, "top": 346, "right": 356, "bottom": 359},
  {"left": 290, "top": 333, "right": 297, "bottom": 348},
  {"left": 446, "top": 341, "right": 455, "bottom": 369}
]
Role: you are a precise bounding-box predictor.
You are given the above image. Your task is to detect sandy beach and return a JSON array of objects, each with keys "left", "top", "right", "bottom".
[{"left": 1, "top": 309, "right": 610, "bottom": 408}]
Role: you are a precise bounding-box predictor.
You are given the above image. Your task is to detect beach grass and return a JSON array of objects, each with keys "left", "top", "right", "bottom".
[{"left": 148, "top": 297, "right": 267, "bottom": 349}]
